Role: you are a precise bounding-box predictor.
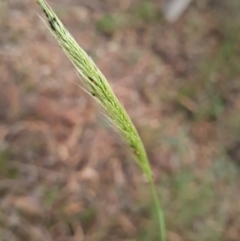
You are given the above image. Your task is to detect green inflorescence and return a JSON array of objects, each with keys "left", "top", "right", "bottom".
[{"left": 36, "top": 1, "right": 166, "bottom": 240}]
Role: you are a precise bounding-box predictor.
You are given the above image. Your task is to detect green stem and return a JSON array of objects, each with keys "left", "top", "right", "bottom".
[
  {"left": 150, "top": 177, "right": 166, "bottom": 241},
  {"left": 137, "top": 138, "right": 166, "bottom": 241},
  {"left": 132, "top": 125, "right": 166, "bottom": 240}
]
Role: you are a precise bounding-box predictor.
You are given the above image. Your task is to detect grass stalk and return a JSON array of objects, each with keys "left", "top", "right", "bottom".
[{"left": 36, "top": 0, "right": 166, "bottom": 240}]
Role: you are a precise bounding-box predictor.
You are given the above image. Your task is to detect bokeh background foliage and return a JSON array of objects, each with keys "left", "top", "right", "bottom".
[{"left": 0, "top": 0, "right": 240, "bottom": 240}]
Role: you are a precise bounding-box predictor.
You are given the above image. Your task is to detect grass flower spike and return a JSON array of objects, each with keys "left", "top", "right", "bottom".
[{"left": 37, "top": 1, "right": 166, "bottom": 240}]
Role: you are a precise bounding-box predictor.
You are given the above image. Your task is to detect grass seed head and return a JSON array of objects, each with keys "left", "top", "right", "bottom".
[{"left": 37, "top": 0, "right": 153, "bottom": 180}]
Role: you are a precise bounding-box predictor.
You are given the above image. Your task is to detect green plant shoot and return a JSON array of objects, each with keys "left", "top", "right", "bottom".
[{"left": 36, "top": 1, "right": 166, "bottom": 240}]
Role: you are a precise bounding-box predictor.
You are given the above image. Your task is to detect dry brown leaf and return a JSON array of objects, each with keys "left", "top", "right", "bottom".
[
  {"left": 65, "top": 202, "right": 83, "bottom": 215},
  {"left": 167, "top": 231, "right": 183, "bottom": 241},
  {"left": 118, "top": 214, "right": 136, "bottom": 235},
  {"left": 12, "top": 196, "right": 41, "bottom": 215}
]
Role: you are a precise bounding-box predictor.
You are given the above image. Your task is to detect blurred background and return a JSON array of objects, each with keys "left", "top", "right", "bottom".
[{"left": 1, "top": 0, "right": 240, "bottom": 240}]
